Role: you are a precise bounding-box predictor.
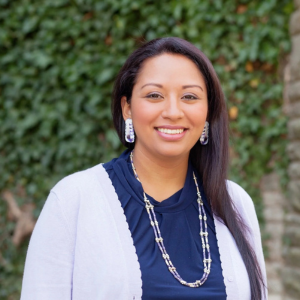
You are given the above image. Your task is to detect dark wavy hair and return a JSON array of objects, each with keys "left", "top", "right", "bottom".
[{"left": 112, "top": 37, "right": 265, "bottom": 300}]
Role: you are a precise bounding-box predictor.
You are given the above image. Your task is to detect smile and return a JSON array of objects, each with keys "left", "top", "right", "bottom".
[{"left": 157, "top": 128, "right": 185, "bottom": 135}]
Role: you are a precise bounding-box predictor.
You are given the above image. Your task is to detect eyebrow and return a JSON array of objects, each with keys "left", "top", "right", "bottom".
[
  {"left": 141, "top": 83, "right": 163, "bottom": 89},
  {"left": 141, "top": 83, "right": 204, "bottom": 92},
  {"left": 182, "top": 85, "right": 204, "bottom": 92}
]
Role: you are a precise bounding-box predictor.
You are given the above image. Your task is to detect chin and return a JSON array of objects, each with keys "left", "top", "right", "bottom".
[{"left": 153, "top": 145, "right": 191, "bottom": 159}]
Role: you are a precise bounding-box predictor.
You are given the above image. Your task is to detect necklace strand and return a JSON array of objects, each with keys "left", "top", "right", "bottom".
[{"left": 130, "top": 151, "right": 211, "bottom": 287}]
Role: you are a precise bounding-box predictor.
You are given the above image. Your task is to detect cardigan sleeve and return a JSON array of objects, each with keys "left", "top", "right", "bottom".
[
  {"left": 20, "top": 191, "right": 74, "bottom": 300},
  {"left": 227, "top": 180, "right": 268, "bottom": 300}
]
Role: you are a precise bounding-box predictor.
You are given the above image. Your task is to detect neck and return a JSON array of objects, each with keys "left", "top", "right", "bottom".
[{"left": 131, "top": 146, "right": 189, "bottom": 202}]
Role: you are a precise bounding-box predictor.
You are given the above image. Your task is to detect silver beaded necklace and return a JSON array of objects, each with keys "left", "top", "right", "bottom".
[{"left": 130, "top": 151, "right": 212, "bottom": 287}]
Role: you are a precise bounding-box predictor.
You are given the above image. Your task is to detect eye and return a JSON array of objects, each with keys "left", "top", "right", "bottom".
[
  {"left": 182, "top": 94, "right": 198, "bottom": 100},
  {"left": 146, "top": 93, "right": 163, "bottom": 99}
]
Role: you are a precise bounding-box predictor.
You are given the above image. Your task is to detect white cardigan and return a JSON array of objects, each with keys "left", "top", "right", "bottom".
[{"left": 20, "top": 164, "right": 267, "bottom": 300}]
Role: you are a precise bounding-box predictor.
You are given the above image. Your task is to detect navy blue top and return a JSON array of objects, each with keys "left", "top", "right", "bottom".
[{"left": 103, "top": 150, "right": 226, "bottom": 300}]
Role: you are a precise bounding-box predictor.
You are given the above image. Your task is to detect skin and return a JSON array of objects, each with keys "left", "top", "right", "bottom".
[{"left": 121, "top": 53, "right": 208, "bottom": 201}]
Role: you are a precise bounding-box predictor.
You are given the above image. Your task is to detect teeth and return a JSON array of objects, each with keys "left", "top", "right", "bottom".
[{"left": 157, "top": 128, "right": 184, "bottom": 134}]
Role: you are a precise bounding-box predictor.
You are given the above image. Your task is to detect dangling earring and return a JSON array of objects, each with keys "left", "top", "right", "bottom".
[
  {"left": 200, "top": 121, "right": 209, "bottom": 145},
  {"left": 125, "top": 118, "right": 135, "bottom": 143}
]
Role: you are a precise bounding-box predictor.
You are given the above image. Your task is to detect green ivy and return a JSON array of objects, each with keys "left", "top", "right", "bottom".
[{"left": 0, "top": 0, "right": 293, "bottom": 298}]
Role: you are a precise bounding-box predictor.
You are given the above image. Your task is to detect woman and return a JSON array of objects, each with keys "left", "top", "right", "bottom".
[{"left": 21, "top": 37, "right": 267, "bottom": 300}]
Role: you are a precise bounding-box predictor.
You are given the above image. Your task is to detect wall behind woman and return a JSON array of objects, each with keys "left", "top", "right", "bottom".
[
  {"left": 282, "top": 0, "right": 300, "bottom": 299},
  {"left": 0, "top": 0, "right": 293, "bottom": 298}
]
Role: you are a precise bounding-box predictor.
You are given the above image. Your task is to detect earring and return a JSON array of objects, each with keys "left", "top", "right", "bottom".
[
  {"left": 200, "top": 121, "right": 209, "bottom": 145},
  {"left": 125, "top": 118, "right": 135, "bottom": 143}
]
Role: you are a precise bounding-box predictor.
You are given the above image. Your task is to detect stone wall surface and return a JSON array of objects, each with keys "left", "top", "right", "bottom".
[
  {"left": 261, "top": 173, "right": 284, "bottom": 300},
  {"left": 282, "top": 1, "right": 300, "bottom": 299},
  {"left": 263, "top": 2, "right": 300, "bottom": 299}
]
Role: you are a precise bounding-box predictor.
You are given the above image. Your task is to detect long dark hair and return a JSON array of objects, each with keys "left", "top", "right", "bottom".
[{"left": 112, "top": 37, "right": 265, "bottom": 300}]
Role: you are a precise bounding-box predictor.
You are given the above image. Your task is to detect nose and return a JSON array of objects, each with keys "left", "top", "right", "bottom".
[{"left": 161, "top": 97, "right": 184, "bottom": 120}]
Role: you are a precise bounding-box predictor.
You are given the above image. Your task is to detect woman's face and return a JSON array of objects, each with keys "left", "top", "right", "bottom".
[{"left": 122, "top": 53, "right": 208, "bottom": 160}]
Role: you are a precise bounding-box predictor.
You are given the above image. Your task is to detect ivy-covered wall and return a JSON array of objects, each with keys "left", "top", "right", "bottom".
[{"left": 0, "top": 0, "right": 292, "bottom": 298}]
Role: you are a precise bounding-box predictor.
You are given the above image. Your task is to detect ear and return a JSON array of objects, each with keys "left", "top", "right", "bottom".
[{"left": 121, "top": 96, "right": 132, "bottom": 121}]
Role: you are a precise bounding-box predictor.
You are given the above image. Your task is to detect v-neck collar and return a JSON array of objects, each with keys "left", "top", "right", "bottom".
[{"left": 111, "top": 150, "right": 208, "bottom": 214}]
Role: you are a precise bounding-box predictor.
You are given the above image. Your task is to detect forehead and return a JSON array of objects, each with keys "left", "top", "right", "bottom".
[{"left": 135, "top": 53, "right": 206, "bottom": 87}]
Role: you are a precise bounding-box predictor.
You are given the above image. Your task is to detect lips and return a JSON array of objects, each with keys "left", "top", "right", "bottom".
[
  {"left": 157, "top": 128, "right": 184, "bottom": 134},
  {"left": 155, "top": 126, "right": 188, "bottom": 139}
]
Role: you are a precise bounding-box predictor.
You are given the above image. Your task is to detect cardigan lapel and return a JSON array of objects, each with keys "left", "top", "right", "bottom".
[
  {"left": 213, "top": 213, "right": 251, "bottom": 300},
  {"left": 96, "top": 165, "right": 143, "bottom": 299}
]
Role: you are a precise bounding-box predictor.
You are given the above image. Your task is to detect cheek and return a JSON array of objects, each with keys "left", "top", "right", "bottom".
[
  {"left": 186, "top": 103, "right": 208, "bottom": 127},
  {"left": 131, "top": 102, "right": 158, "bottom": 131}
]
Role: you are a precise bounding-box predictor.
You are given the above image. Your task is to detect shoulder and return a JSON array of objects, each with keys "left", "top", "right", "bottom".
[
  {"left": 50, "top": 163, "right": 109, "bottom": 206},
  {"left": 226, "top": 180, "right": 255, "bottom": 212},
  {"left": 225, "top": 180, "right": 259, "bottom": 230},
  {"left": 226, "top": 180, "right": 251, "bottom": 201},
  {"left": 52, "top": 163, "right": 103, "bottom": 190}
]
